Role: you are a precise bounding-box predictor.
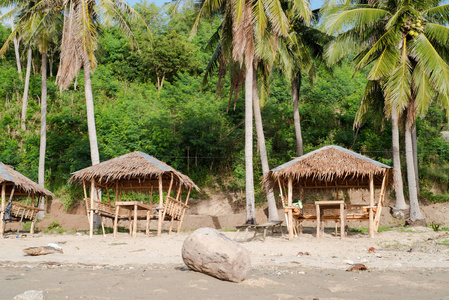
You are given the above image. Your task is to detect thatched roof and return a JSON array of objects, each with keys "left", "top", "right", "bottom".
[
  {"left": 70, "top": 151, "right": 199, "bottom": 191},
  {"left": 264, "top": 145, "right": 393, "bottom": 190},
  {"left": 0, "top": 163, "right": 54, "bottom": 198}
]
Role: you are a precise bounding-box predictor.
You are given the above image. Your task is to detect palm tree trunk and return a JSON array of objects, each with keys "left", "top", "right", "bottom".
[
  {"left": 253, "top": 70, "right": 280, "bottom": 221},
  {"left": 83, "top": 59, "right": 101, "bottom": 229},
  {"left": 21, "top": 48, "right": 32, "bottom": 131},
  {"left": 292, "top": 74, "right": 303, "bottom": 156},
  {"left": 391, "top": 110, "right": 408, "bottom": 211},
  {"left": 412, "top": 122, "right": 419, "bottom": 195},
  {"left": 245, "top": 59, "right": 256, "bottom": 225},
  {"left": 83, "top": 60, "right": 100, "bottom": 165},
  {"left": 405, "top": 111, "right": 425, "bottom": 224},
  {"left": 37, "top": 52, "right": 47, "bottom": 220},
  {"left": 10, "top": 4, "right": 22, "bottom": 80}
]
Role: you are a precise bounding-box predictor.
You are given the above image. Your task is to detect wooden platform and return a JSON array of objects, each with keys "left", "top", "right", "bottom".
[{"left": 235, "top": 220, "right": 284, "bottom": 242}]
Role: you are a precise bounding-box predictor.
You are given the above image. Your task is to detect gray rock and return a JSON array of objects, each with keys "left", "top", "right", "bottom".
[
  {"left": 13, "top": 290, "right": 45, "bottom": 300},
  {"left": 182, "top": 227, "right": 251, "bottom": 282}
]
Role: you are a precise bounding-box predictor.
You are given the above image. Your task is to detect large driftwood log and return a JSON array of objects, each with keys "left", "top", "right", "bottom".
[{"left": 23, "top": 246, "right": 63, "bottom": 256}]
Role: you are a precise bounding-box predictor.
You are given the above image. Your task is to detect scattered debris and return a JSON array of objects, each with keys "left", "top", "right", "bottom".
[
  {"left": 290, "top": 261, "right": 301, "bottom": 264},
  {"left": 23, "top": 246, "right": 63, "bottom": 256},
  {"left": 6, "top": 275, "right": 24, "bottom": 280},
  {"left": 13, "top": 290, "right": 45, "bottom": 300},
  {"left": 368, "top": 247, "right": 375, "bottom": 253},
  {"left": 343, "top": 260, "right": 354, "bottom": 265},
  {"left": 297, "top": 252, "right": 310, "bottom": 256},
  {"left": 346, "top": 264, "right": 367, "bottom": 272}
]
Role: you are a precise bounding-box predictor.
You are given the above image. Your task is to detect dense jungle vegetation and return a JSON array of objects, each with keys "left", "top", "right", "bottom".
[{"left": 1, "top": 2, "right": 449, "bottom": 209}]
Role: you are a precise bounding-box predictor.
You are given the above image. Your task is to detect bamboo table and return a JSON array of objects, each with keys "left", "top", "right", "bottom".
[
  {"left": 315, "top": 201, "right": 346, "bottom": 239},
  {"left": 114, "top": 201, "right": 153, "bottom": 238}
]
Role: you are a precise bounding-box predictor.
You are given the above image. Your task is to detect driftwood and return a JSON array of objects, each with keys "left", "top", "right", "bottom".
[
  {"left": 23, "top": 246, "right": 63, "bottom": 256},
  {"left": 346, "top": 264, "right": 367, "bottom": 272}
]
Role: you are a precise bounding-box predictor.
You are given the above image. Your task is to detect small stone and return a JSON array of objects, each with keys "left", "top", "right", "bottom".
[{"left": 343, "top": 260, "right": 354, "bottom": 265}]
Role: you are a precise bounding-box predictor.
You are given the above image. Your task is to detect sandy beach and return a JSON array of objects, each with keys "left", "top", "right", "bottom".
[{"left": 1, "top": 227, "right": 449, "bottom": 299}]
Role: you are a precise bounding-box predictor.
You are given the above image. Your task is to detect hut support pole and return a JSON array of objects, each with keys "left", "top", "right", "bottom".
[
  {"left": 369, "top": 174, "right": 375, "bottom": 238},
  {"left": 278, "top": 179, "right": 289, "bottom": 231},
  {"left": 374, "top": 173, "right": 388, "bottom": 231},
  {"left": 157, "top": 175, "right": 163, "bottom": 237},
  {"left": 169, "top": 185, "right": 182, "bottom": 235},
  {"left": 133, "top": 203, "right": 138, "bottom": 238},
  {"left": 89, "top": 180, "right": 95, "bottom": 238},
  {"left": 113, "top": 206, "right": 120, "bottom": 238},
  {"left": 162, "top": 174, "right": 174, "bottom": 222},
  {"left": 298, "top": 185, "right": 303, "bottom": 234},
  {"left": 83, "top": 180, "right": 91, "bottom": 228},
  {"left": 177, "top": 187, "right": 191, "bottom": 233},
  {"left": 288, "top": 178, "right": 293, "bottom": 240},
  {"left": 17, "top": 196, "right": 30, "bottom": 234},
  {"left": 0, "top": 183, "right": 6, "bottom": 237}
]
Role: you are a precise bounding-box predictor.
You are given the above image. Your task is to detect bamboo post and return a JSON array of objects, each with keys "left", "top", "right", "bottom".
[
  {"left": 369, "top": 174, "right": 375, "bottom": 238},
  {"left": 374, "top": 172, "right": 388, "bottom": 231},
  {"left": 133, "top": 203, "right": 138, "bottom": 238},
  {"left": 288, "top": 177, "right": 293, "bottom": 240},
  {"left": 146, "top": 210, "right": 150, "bottom": 236},
  {"left": 340, "top": 201, "right": 345, "bottom": 239},
  {"left": 177, "top": 187, "right": 191, "bottom": 233},
  {"left": 162, "top": 174, "right": 174, "bottom": 223},
  {"left": 83, "top": 180, "right": 91, "bottom": 227},
  {"left": 17, "top": 196, "right": 30, "bottom": 234},
  {"left": 89, "top": 180, "right": 95, "bottom": 238},
  {"left": 316, "top": 203, "right": 321, "bottom": 238},
  {"left": 100, "top": 216, "right": 106, "bottom": 237},
  {"left": 157, "top": 175, "right": 163, "bottom": 237},
  {"left": 1, "top": 183, "right": 6, "bottom": 237},
  {"left": 113, "top": 206, "right": 120, "bottom": 238}
]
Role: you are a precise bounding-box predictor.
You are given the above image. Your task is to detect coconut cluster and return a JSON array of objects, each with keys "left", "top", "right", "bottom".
[{"left": 401, "top": 18, "right": 424, "bottom": 38}]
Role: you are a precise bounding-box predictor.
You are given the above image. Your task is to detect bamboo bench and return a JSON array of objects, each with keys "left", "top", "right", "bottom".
[
  {"left": 162, "top": 196, "right": 189, "bottom": 235},
  {"left": 235, "top": 220, "right": 284, "bottom": 242},
  {"left": 6, "top": 202, "right": 44, "bottom": 234},
  {"left": 289, "top": 203, "right": 376, "bottom": 235}
]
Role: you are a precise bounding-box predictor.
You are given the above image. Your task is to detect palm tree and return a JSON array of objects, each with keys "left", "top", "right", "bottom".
[
  {"left": 1, "top": 1, "right": 62, "bottom": 219},
  {"left": 192, "top": 0, "right": 311, "bottom": 224},
  {"left": 323, "top": 0, "right": 449, "bottom": 225},
  {"left": 277, "top": 12, "right": 331, "bottom": 156},
  {"left": 354, "top": 80, "right": 408, "bottom": 213}
]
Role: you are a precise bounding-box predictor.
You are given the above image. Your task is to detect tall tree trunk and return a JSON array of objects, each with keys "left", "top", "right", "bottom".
[
  {"left": 83, "top": 60, "right": 101, "bottom": 229},
  {"left": 83, "top": 61, "right": 100, "bottom": 165},
  {"left": 37, "top": 52, "right": 48, "bottom": 220},
  {"left": 292, "top": 74, "right": 303, "bottom": 156},
  {"left": 405, "top": 107, "right": 425, "bottom": 224},
  {"left": 21, "top": 48, "right": 32, "bottom": 131},
  {"left": 245, "top": 59, "right": 256, "bottom": 225},
  {"left": 412, "top": 122, "right": 419, "bottom": 195},
  {"left": 391, "top": 110, "right": 408, "bottom": 210},
  {"left": 10, "top": 4, "right": 22, "bottom": 80},
  {"left": 253, "top": 69, "right": 280, "bottom": 221}
]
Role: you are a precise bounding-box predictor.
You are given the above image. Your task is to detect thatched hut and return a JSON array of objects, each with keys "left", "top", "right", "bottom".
[
  {"left": 264, "top": 145, "right": 393, "bottom": 239},
  {"left": 70, "top": 151, "right": 199, "bottom": 238},
  {"left": 0, "top": 162, "right": 54, "bottom": 236}
]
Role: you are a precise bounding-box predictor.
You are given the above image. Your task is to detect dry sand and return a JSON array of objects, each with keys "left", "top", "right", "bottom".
[{"left": 1, "top": 227, "right": 449, "bottom": 299}]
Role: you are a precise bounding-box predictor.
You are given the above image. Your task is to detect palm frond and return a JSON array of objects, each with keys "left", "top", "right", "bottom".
[
  {"left": 412, "top": 62, "right": 436, "bottom": 117},
  {"left": 324, "top": 31, "right": 359, "bottom": 66},
  {"left": 367, "top": 46, "right": 400, "bottom": 80},
  {"left": 354, "top": 27, "right": 400, "bottom": 71},
  {"left": 354, "top": 80, "right": 385, "bottom": 128},
  {"left": 384, "top": 37, "right": 412, "bottom": 114},
  {"left": 425, "top": 22, "right": 449, "bottom": 46},
  {"left": 263, "top": 0, "right": 289, "bottom": 36},
  {"left": 410, "top": 33, "right": 449, "bottom": 94},
  {"left": 324, "top": 6, "right": 390, "bottom": 35},
  {"left": 424, "top": 4, "right": 449, "bottom": 24},
  {"left": 289, "top": 0, "right": 312, "bottom": 26}
]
